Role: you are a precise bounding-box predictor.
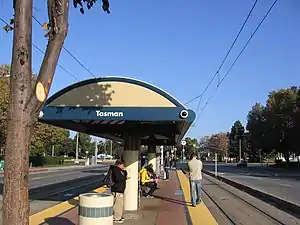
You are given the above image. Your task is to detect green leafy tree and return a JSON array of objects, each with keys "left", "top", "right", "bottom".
[
  {"left": 97, "top": 141, "right": 106, "bottom": 154},
  {"left": 295, "top": 89, "right": 300, "bottom": 158},
  {"left": 0, "top": 65, "right": 10, "bottom": 150},
  {"left": 31, "top": 123, "right": 69, "bottom": 156},
  {"left": 75, "top": 133, "right": 94, "bottom": 156},
  {"left": 265, "top": 87, "right": 299, "bottom": 163},
  {"left": 246, "top": 103, "right": 273, "bottom": 162},
  {"left": 2, "top": 1, "right": 111, "bottom": 224},
  {"left": 58, "top": 138, "right": 76, "bottom": 157},
  {"left": 246, "top": 87, "right": 300, "bottom": 163},
  {"left": 181, "top": 137, "right": 199, "bottom": 159},
  {"left": 98, "top": 139, "right": 123, "bottom": 157},
  {"left": 228, "top": 120, "right": 245, "bottom": 160}
]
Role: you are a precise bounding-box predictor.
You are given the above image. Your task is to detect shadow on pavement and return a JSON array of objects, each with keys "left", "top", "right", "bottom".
[
  {"left": 68, "top": 198, "right": 79, "bottom": 206},
  {"left": 44, "top": 217, "right": 75, "bottom": 225},
  {"left": 81, "top": 169, "right": 106, "bottom": 174},
  {"left": 153, "top": 195, "right": 189, "bottom": 206}
]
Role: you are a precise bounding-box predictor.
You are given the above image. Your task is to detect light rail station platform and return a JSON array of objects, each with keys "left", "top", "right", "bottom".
[
  {"left": 29, "top": 170, "right": 218, "bottom": 225},
  {"left": 29, "top": 169, "right": 300, "bottom": 225}
]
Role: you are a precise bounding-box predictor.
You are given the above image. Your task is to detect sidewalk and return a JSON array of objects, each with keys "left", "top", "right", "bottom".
[{"left": 30, "top": 170, "right": 217, "bottom": 225}]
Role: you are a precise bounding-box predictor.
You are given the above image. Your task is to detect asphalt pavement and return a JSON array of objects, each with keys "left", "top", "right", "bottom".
[
  {"left": 0, "top": 163, "right": 111, "bottom": 224},
  {"left": 203, "top": 163, "right": 300, "bottom": 207}
]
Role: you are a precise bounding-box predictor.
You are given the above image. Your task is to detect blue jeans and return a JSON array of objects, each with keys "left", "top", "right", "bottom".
[{"left": 190, "top": 179, "right": 202, "bottom": 206}]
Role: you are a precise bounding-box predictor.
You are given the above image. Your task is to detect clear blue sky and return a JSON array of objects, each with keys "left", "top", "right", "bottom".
[{"left": 0, "top": 0, "right": 299, "bottom": 140}]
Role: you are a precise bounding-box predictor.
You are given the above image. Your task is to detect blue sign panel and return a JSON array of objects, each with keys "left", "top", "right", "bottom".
[{"left": 40, "top": 106, "right": 195, "bottom": 123}]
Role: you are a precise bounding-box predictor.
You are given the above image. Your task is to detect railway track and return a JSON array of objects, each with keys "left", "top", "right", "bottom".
[
  {"left": 202, "top": 175, "right": 286, "bottom": 225},
  {"left": 181, "top": 169, "right": 299, "bottom": 225}
]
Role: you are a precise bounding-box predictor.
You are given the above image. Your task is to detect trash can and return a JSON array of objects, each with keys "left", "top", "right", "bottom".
[
  {"left": 78, "top": 193, "right": 113, "bottom": 225},
  {"left": 0, "top": 160, "right": 4, "bottom": 171}
]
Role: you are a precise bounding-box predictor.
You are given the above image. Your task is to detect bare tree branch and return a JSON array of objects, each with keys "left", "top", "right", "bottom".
[{"left": 25, "top": 0, "right": 70, "bottom": 115}]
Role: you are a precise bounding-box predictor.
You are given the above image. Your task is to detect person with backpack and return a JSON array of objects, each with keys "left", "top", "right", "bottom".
[{"left": 105, "top": 159, "right": 127, "bottom": 223}]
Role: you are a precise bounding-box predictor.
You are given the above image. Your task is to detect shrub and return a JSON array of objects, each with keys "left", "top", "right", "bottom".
[
  {"left": 30, "top": 156, "right": 46, "bottom": 167},
  {"left": 30, "top": 156, "right": 65, "bottom": 167}
]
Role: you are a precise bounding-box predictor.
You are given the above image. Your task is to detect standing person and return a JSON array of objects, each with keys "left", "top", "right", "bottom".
[
  {"left": 164, "top": 155, "right": 171, "bottom": 180},
  {"left": 187, "top": 153, "right": 203, "bottom": 207},
  {"left": 111, "top": 159, "right": 127, "bottom": 223}
]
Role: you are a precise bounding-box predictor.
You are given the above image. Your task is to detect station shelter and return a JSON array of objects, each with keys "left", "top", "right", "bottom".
[{"left": 39, "top": 76, "right": 195, "bottom": 213}]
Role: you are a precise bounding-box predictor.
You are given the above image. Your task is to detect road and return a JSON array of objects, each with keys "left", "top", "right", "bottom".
[
  {"left": 203, "top": 163, "right": 300, "bottom": 207},
  {"left": 0, "top": 163, "right": 111, "bottom": 224}
]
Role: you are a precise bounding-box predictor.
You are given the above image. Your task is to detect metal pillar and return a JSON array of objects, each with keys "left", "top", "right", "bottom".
[{"left": 75, "top": 132, "right": 79, "bottom": 164}]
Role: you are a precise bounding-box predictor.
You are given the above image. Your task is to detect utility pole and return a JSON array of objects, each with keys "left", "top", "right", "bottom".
[
  {"left": 52, "top": 145, "right": 55, "bottom": 156},
  {"left": 160, "top": 146, "right": 164, "bottom": 166},
  {"left": 259, "top": 149, "right": 262, "bottom": 165},
  {"left": 75, "top": 132, "right": 79, "bottom": 163},
  {"left": 239, "top": 138, "right": 242, "bottom": 162},
  {"left": 110, "top": 140, "right": 113, "bottom": 156},
  {"left": 95, "top": 141, "right": 98, "bottom": 165},
  {"left": 215, "top": 153, "right": 218, "bottom": 176}
]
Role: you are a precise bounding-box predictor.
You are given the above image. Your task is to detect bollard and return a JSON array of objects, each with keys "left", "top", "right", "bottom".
[{"left": 79, "top": 193, "right": 113, "bottom": 225}]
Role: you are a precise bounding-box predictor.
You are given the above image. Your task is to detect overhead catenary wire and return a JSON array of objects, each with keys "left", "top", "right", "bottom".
[
  {"left": 32, "top": 15, "right": 96, "bottom": 78},
  {"left": 0, "top": 17, "right": 80, "bottom": 82},
  {"left": 32, "top": 43, "right": 79, "bottom": 81},
  {"left": 195, "top": 0, "right": 278, "bottom": 123},
  {"left": 185, "top": 0, "right": 259, "bottom": 106}
]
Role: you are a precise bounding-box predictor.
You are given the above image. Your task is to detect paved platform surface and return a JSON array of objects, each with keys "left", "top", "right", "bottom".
[
  {"left": 29, "top": 168, "right": 300, "bottom": 225},
  {"left": 29, "top": 170, "right": 217, "bottom": 225},
  {"left": 204, "top": 163, "right": 300, "bottom": 207}
]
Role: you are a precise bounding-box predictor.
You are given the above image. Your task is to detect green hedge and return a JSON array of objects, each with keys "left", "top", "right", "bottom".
[{"left": 30, "top": 156, "right": 65, "bottom": 167}]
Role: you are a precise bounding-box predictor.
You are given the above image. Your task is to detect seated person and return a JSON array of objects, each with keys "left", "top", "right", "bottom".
[
  {"left": 139, "top": 165, "right": 157, "bottom": 198},
  {"left": 145, "top": 164, "right": 159, "bottom": 186}
]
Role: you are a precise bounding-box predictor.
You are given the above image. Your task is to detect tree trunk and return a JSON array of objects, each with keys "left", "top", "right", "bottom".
[
  {"left": 3, "top": 0, "right": 33, "bottom": 224},
  {"left": 3, "top": 0, "right": 69, "bottom": 224}
]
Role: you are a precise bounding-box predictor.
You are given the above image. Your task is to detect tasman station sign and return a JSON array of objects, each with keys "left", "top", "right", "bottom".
[{"left": 96, "top": 110, "right": 124, "bottom": 117}]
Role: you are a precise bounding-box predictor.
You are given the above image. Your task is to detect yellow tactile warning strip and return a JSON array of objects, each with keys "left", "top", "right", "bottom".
[
  {"left": 177, "top": 170, "right": 218, "bottom": 225},
  {"left": 29, "top": 186, "right": 107, "bottom": 225}
]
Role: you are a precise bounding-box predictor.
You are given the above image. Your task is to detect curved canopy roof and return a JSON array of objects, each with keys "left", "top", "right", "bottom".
[{"left": 40, "top": 77, "right": 195, "bottom": 145}]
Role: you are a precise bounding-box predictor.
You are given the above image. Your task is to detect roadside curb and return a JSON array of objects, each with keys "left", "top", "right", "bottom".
[
  {"left": 29, "top": 185, "right": 108, "bottom": 225},
  {"left": 0, "top": 169, "right": 49, "bottom": 174},
  {"left": 203, "top": 170, "right": 300, "bottom": 217}
]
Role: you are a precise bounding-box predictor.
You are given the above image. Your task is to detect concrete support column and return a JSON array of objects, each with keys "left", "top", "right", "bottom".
[
  {"left": 123, "top": 134, "right": 140, "bottom": 212},
  {"left": 147, "top": 143, "right": 156, "bottom": 172}
]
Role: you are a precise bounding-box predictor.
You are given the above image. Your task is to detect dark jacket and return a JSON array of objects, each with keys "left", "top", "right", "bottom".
[
  {"left": 111, "top": 165, "right": 127, "bottom": 193},
  {"left": 164, "top": 157, "right": 171, "bottom": 167}
]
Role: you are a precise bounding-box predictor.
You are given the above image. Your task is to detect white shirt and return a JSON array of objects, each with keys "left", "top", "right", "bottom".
[{"left": 188, "top": 157, "right": 203, "bottom": 180}]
